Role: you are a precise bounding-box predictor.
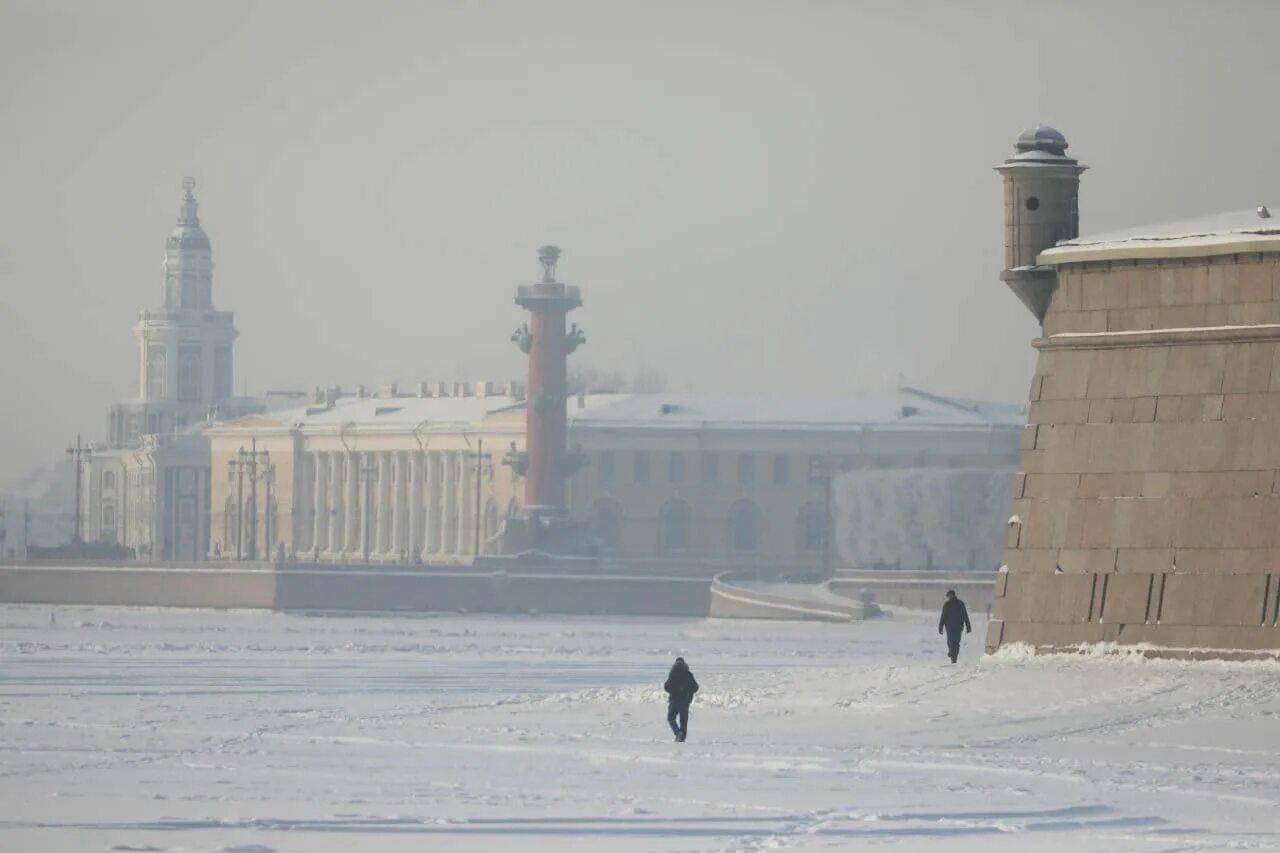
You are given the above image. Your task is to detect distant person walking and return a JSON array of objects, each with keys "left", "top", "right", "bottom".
[
  {"left": 664, "top": 657, "right": 699, "bottom": 742},
  {"left": 938, "top": 590, "right": 972, "bottom": 663}
]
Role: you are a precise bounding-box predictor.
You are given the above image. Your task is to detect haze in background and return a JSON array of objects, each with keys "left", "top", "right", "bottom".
[{"left": 1, "top": 0, "right": 1277, "bottom": 488}]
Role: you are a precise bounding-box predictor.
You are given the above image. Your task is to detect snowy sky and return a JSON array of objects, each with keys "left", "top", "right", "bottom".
[{"left": 2, "top": 0, "right": 1279, "bottom": 487}]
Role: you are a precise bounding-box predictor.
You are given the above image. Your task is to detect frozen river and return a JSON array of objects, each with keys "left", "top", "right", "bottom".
[{"left": 1, "top": 605, "right": 1278, "bottom": 851}]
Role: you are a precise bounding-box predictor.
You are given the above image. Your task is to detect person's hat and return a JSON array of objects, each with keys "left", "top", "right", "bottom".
[{"left": 945, "top": 589, "right": 956, "bottom": 598}]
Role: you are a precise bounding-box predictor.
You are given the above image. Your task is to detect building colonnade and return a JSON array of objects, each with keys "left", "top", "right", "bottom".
[{"left": 298, "top": 449, "right": 490, "bottom": 560}]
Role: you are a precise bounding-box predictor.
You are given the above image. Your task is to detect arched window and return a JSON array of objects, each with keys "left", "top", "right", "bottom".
[
  {"left": 103, "top": 471, "right": 116, "bottom": 490},
  {"left": 657, "top": 499, "right": 693, "bottom": 555},
  {"left": 727, "top": 499, "right": 762, "bottom": 553},
  {"left": 797, "top": 502, "right": 827, "bottom": 554},
  {"left": 587, "top": 498, "right": 624, "bottom": 553}
]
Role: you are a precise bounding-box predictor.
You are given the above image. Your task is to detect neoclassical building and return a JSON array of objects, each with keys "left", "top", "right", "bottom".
[
  {"left": 78, "top": 181, "right": 292, "bottom": 559},
  {"left": 204, "top": 385, "right": 1023, "bottom": 569}
]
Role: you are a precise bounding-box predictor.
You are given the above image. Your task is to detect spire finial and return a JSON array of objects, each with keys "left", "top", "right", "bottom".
[
  {"left": 537, "top": 245, "right": 561, "bottom": 283},
  {"left": 182, "top": 176, "right": 196, "bottom": 196}
]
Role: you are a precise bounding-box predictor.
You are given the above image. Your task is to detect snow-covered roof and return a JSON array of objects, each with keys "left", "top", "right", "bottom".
[
  {"left": 569, "top": 389, "right": 1025, "bottom": 432},
  {"left": 221, "top": 392, "right": 630, "bottom": 431},
  {"left": 1040, "top": 207, "right": 1280, "bottom": 264},
  {"left": 212, "top": 388, "right": 1023, "bottom": 434}
]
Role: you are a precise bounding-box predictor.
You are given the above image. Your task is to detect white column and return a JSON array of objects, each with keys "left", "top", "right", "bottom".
[
  {"left": 357, "top": 452, "right": 371, "bottom": 559},
  {"left": 425, "top": 452, "right": 441, "bottom": 557},
  {"left": 441, "top": 452, "right": 456, "bottom": 554},
  {"left": 408, "top": 452, "right": 422, "bottom": 559},
  {"left": 310, "top": 452, "right": 325, "bottom": 554},
  {"left": 328, "top": 453, "right": 342, "bottom": 555},
  {"left": 456, "top": 450, "right": 471, "bottom": 556},
  {"left": 390, "top": 452, "right": 405, "bottom": 559},
  {"left": 373, "top": 452, "right": 389, "bottom": 556},
  {"left": 345, "top": 452, "right": 359, "bottom": 556}
]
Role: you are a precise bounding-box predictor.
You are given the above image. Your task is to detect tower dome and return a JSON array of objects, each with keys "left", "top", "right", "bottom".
[
  {"left": 1008, "top": 125, "right": 1076, "bottom": 164},
  {"left": 165, "top": 177, "right": 211, "bottom": 252}
]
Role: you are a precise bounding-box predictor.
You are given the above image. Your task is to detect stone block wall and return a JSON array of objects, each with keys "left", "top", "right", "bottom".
[{"left": 990, "top": 254, "right": 1280, "bottom": 655}]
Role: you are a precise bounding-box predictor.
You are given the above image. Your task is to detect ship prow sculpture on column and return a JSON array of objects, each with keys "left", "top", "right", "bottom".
[{"left": 501, "top": 246, "right": 594, "bottom": 559}]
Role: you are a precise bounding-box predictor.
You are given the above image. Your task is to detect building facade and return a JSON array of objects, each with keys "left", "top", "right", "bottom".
[
  {"left": 990, "top": 126, "right": 1280, "bottom": 655},
  {"left": 205, "top": 385, "right": 1022, "bottom": 570}
]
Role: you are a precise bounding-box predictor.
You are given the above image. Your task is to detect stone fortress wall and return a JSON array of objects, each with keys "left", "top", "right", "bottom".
[{"left": 988, "top": 125, "right": 1280, "bottom": 656}]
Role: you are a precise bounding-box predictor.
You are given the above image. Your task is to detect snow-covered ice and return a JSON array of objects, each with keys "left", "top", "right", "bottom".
[{"left": 1, "top": 605, "right": 1278, "bottom": 851}]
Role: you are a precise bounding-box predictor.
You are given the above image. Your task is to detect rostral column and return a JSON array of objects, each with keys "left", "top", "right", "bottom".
[{"left": 511, "top": 246, "right": 585, "bottom": 512}]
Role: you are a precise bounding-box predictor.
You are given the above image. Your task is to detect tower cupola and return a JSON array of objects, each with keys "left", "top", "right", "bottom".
[{"left": 996, "top": 125, "right": 1087, "bottom": 323}]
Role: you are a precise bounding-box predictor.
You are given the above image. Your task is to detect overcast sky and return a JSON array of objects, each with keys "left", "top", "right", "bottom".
[{"left": 1, "top": 0, "right": 1278, "bottom": 488}]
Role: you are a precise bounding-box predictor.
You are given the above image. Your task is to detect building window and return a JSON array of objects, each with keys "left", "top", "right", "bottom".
[
  {"left": 103, "top": 471, "right": 116, "bottom": 491},
  {"left": 797, "top": 502, "right": 826, "bottom": 553},
  {"left": 701, "top": 453, "right": 719, "bottom": 483},
  {"left": 772, "top": 455, "right": 789, "bottom": 486},
  {"left": 102, "top": 505, "right": 116, "bottom": 530},
  {"left": 728, "top": 499, "right": 762, "bottom": 553},
  {"left": 668, "top": 453, "right": 685, "bottom": 483},
  {"left": 214, "top": 347, "right": 232, "bottom": 402},
  {"left": 146, "top": 344, "right": 167, "bottom": 399},
  {"left": 737, "top": 453, "right": 755, "bottom": 485},
  {"left": 588, "top": 498, "right": 623, "bottom": 552},
  {"left": 176, "top": 346, "right": 202, "bottom": 403},
  {"left": 633, "top": 452, "right": 650, "bottom": 483},
  {"left": 658, "top": 500, "right": 693, "bottom": 554},
  {"left": 598, "top": 452, "right": 614, "bottom": 483}
]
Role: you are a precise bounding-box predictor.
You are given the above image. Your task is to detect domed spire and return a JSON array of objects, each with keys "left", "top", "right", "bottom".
[
  {"left": 167, "top": 177, "right": 210, "bottom": 251},
  {"left": 178, "top": 176, "right": 200, "bottom": 225}
]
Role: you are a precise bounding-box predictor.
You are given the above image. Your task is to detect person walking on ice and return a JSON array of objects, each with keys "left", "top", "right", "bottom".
[
  {"left": 664, "top": 657, "right": 699, "bottom": 742},
  {"left": 938, "top": 589, "right": 972, "bottom": 663}
]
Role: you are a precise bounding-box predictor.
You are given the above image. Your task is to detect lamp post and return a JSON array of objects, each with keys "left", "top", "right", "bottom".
[
  {"left": 262, "top": 463, "right": 276, "bottom": 560},
  {"left": 65, "top": 434, "right": 91, "bottom": 544},
  {"left": 227, "top": 441, "right": 272, "bottom": 561},
  {"left": 807, "top": 453, "right": 840, "bottom": 580},
  {"left": 468, "top": 439, "right": 494, "bottom": 555}
]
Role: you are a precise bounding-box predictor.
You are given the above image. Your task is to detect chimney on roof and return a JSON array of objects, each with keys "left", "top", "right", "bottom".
[
  {"left": 453, "top": 381, "right": 470, "bottom": 397},
  {"left": 417, "top": 381, "right": 430, "bottom": 398},
  {"left": 506, "top": 380, "right": 526, "bottom": 401},
  {"left": 577, "top": 391, "right": 586, "bottom": 409},
  {"left": 475, "top": 380, "right": 495, "bottom": 398},
  {"left": 431, "top": 381, "right": 448, "bottom": 398},
  {"left": 356, "top": 384, "right": 368, "bottom": 399},
  {"left": 376, "top": 383, "right": 398, "bottom": 399}
]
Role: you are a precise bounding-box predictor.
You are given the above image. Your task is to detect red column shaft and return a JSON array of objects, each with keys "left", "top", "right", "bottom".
[{"left": 524, "top": 299, "right": 568, "bottom": 509}]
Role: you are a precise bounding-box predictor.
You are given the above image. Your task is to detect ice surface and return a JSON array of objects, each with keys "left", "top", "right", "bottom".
[{"left": 1, "top": 606, "right": 1278, "bottom": 851}]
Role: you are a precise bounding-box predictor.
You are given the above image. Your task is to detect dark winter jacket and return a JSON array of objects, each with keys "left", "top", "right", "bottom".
[
  {"left": 939, "top": 597, "right": 972, "bottom": 634},
  {"left": 664, "top": 662, "right": 699, "bottom": 707}
]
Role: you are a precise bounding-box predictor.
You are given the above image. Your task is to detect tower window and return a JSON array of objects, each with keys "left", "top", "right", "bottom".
[{"left": 1025, "top": 196, "right": 1040, "bottom": 211}]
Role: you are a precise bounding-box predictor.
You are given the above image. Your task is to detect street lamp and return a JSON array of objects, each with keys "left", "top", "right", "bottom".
[
  {"left": 227, "top": 441, "right": 272, "bottom": 561},
  {"left": 65, "top": 434, "right": 91, "bottom": 544},
  {"left": 467, "top": 439, "right": 494, "bottom": 555}
]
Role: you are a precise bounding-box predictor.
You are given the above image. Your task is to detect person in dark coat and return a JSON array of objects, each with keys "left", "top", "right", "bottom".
[
  {"left": 938, "top": 590, "right": 972, "bottom": 663},
  {"left": 663, "top": 657, "right": 699, "bottom": 742}
]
